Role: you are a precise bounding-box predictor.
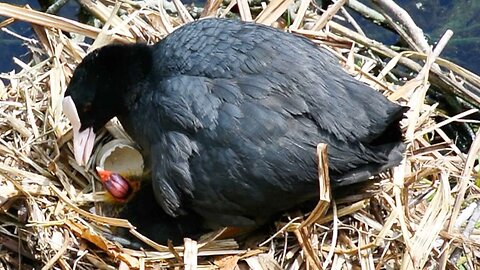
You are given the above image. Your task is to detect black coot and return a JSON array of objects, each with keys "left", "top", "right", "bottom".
[{"left": 63, "top": 18, "right": 406, "bottom": 230}]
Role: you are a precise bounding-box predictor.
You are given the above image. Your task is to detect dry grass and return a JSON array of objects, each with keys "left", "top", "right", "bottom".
[{"left": 0, "top": 0, "right": 480, "bottom": 269}]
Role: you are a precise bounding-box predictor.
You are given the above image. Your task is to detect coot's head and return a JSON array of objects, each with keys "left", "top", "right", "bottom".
[{"left": 63, "top": 44, "right": 152, "bottom": 165}]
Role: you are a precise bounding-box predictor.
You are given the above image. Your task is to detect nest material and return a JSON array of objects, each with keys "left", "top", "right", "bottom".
[{"left": 0, "top": 0, "right": 480, "bottom": 269}]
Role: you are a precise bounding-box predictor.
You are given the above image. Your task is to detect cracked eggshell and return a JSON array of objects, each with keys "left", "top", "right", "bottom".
[{"left": 96, "top": 139, "right": 144, "bottom": 176}]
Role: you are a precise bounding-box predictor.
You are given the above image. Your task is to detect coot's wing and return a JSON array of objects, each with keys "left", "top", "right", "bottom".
[
  {"left": 143, "top": 73, "right": 317, "bottom": 217},
  {"left": 144, "top": 19, "right": 405, "bottom": 217},
  {"left": 150, "top": 133, "right": 197, "bottom": 217},
  {"left": 154, "top": 18, "right": 405, "bottom": 145},
  {"left": 142, "top": 73, "right": 399, "bottom": 218}
]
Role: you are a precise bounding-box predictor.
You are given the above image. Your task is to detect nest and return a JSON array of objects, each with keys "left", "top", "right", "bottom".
[{"left": 1, "top": 0, "right": 480, "bottom": 269}]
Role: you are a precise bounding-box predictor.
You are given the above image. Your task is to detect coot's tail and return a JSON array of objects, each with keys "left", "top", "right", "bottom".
[{"left": 332, "top": 105, "right": 408, "bottom": 187}]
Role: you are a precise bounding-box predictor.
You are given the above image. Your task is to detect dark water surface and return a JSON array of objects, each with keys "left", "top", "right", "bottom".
[
  {"left": 0, "top": 0, "right": 479, "bottom": 74},
  {"left": 345, "top": 0, "right": 480, "bottom": 75},
  {"left": 0, "top": 0, "right": 81, "bottom": 72}
]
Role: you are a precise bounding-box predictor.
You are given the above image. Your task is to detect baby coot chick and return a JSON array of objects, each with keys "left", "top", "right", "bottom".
[
  {"left": 63, "top": 18, "right": 406, "bottom": 229},
  {"left": 97, "top": 167, "right": 140, "bottom": 203}
]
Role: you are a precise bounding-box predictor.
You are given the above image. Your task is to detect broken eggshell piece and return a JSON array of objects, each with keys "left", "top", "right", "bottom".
[{"left": 96, "top": 139, "right": 144, "bottom": 176}]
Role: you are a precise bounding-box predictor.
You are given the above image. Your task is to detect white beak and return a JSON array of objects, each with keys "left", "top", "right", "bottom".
[{"left": 62, "top": 96, "right": 96, "bottom": 166}]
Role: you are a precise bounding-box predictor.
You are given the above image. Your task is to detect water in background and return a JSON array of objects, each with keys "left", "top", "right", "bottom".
[
  {"left": 0, "top": 0, "right": 80, "bottom": 72},
  {"left": 0, "top": 0, "right": 479, "bottom": 74},
  {"left": 346, "top": 0, "right": 480, "bottom": 75}
]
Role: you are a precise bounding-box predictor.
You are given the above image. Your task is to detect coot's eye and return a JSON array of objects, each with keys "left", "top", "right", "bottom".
[{"left": 82, "top": 102, "right": 93, "bottom": 113}]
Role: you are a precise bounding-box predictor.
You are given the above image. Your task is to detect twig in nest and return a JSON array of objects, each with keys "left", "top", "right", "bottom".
[
  {"left": 311, "top": 0, "right": 347, "bottom": 30},
  {"left": 46, "top": 0, "right": 70, "bottom": 14},
  {"left": 346, "top": 0, "right": 386, "bottom": 25},
  {"left": 450, "top": 202, "right": 480, "bottom": 262},
  {"left": 371, "top": 0, "right": 429, "bottom": 53}
]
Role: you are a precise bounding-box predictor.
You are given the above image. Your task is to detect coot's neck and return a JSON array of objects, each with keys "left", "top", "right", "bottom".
[{"left": 108, "top": 44, "right": 154, "bottom": 115}]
